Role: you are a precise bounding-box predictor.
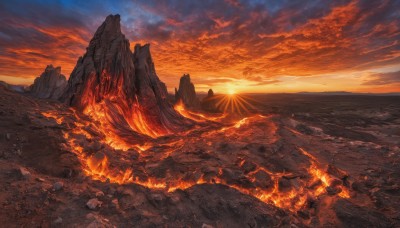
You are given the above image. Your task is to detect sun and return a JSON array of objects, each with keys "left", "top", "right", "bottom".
[{"left": 228, "top": 88, "right": 236, "bottom": 95}]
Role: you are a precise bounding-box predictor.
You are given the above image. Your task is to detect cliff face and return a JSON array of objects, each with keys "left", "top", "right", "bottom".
[
  {"left": 61, "top": 14, "right": 191, "bottom": 139},
  {"left": 30, "top": 65, "right": 67, "bottom": 99},
  {"left": 175, "top": 74, "right": 200, "bottom": 108}
]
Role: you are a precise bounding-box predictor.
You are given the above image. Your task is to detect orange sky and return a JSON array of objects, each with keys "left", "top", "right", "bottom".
[{"left": 0, "top": 0, "right": 399, "bottom": 93}]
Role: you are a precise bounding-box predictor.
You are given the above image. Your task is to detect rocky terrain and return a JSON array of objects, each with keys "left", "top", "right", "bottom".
[
  {"left": 1, "top": 83, "right": 399, "bottom": 227},
  {"left": 29, "top": 65, "right": 67, "bottom": 100},
  {"left": 1, "top": 14, "right": 399, "bottom": 227}
]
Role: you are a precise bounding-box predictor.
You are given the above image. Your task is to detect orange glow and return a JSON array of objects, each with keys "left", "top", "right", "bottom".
[
  {"left": 1, "top": 0, "right": 399, "bottom": 93},
  {"left": 299, "top": 148, "right": 350, "bottom": 199},
  {"left": 213, "top": 94, "right": 255, "bottom": 115},
  {"left": 174, "top": 100, "right": 227, "bottom": 122},
  {"left": 41, "top": 111, "right": 64, "bottom": 124},
  {"left": 44, "top": 107, "right": 351, "bottom": 213},
  {"left": 227, "top": 87, "right": 236, "bottom": 95}
]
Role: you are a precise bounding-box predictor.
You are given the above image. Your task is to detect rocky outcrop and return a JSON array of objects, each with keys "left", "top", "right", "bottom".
[
  {"left": 175, "top": 74, "right": 200, "bottom": 108},
  {"left": 201, "top": 89, "right": 221, "bottom": 113},
  {"left": 30, "top": 65, "right": 67, "bottom": 99},
  {"left": 0, "top": 81, "right": 27, "bottom": 93},
  {"left": 61, "top": 14, "right": 192, "bottom": 139},
  {"left": 207, "top": 89, "right": 214, "bottom": 97}
]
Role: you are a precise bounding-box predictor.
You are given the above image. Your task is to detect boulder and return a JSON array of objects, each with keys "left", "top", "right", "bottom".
[
  {"left": 86, "top": 198, "right": 102, "bottom": 210},
  {"left": 53, "top": 181, "right": 64, "bottom": 191}
]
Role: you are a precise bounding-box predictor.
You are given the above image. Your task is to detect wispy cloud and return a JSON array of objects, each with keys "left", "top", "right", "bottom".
[{"left": 362, "top": 71, "right": 400, "bottom": 85}]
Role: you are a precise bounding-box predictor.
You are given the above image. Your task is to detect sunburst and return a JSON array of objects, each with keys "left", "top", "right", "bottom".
[{"left": 206, "top": 93, "right": 256, "bottom": 115}]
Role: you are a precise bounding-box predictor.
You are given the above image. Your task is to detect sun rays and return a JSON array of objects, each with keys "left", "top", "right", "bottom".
[{"left": 212, "top": 93, "right": 256, "bottom": 115}]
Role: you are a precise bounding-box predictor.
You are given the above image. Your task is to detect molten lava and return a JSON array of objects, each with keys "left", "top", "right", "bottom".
[
  {"left": 174, "top": 100, "right": 227, "bottom": 122},
  {"left": 42, "top": 108, "right": 351, "bottom": 213}
]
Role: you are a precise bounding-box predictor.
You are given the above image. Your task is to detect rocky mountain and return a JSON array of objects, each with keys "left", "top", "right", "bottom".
[
  {"left": 30, "top": 65, "right": 67, "bottom": 99},
  {"left": 175, "top": 74, "right": 200, "bottom": 108},
  {"left": 0, "top": 81, "right": 27, "bottom": 93},
  {"left": 61, "top": 14, "right": 192, "bottom": 138}
]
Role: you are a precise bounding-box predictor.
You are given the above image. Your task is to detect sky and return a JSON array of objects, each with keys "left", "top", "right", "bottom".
[{"left": 0, "top": 0, "right": 399, "bottom": 93}]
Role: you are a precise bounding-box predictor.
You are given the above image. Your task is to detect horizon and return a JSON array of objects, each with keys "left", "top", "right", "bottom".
[
  {"left": 2, "top": 79, "right": 399, "bottom": 95},
  {"left": 0, "top": 0, "right": 399, "bottom": 93}
]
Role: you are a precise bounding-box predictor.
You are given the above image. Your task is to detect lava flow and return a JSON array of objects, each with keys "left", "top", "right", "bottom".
[
  {"left": 42, "top": 106, "right": 351, "bottom": 213},
  {"left": 174, "top": 100, "right": 227, "bottom": 122}
]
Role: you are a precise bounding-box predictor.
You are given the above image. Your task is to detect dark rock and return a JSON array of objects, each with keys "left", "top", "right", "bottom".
[
  {"left": 253, "top": 170, "right": 273, "bottom": 189},
  {"left": 278, "top": 178, "right": 292, "bottom": 192},
  {"left": 326, "top": 186, "right": 342, "bottom": 195},
  {"left": 221, "top": 168, "right": 254, "bottom": 188},
  {"left": 53, "top": 181, "right": 64, "bottom": 191},
  {"left": 352, "top": 181, "right": 368, "bottom": 193},
  {"left": 86, "top": 198, "right": 102, "bottom": 210},
  {"left": 297, "top": 210, "right": 310, "bottom": 220},
  {"left": 241, "top": 160, "right": 256, "bottom": 174},
  {"left": 30, "top": 65, "right": 67, "bottom": 100},
  {"left": 207, "top": 89, "right": 214, "bottom": 97},
  {"left": 329, "top": 178, "right": 343, "bottom": 187},
  {"left": 148, "top": 193, "right": 166, "bottom": 208},
  {"left": 295, "top": 124, "right": 313, "bottom": 135},
  {"left": 334, "top": 199, "right": 391, "bottom": 227},
  {"left": 258, "top": 145, "right": 267, "bottom": 153},
  {"left": 175, "top": 74, "right": 200, "bottom": 108},
  {"left": 327, "top": 164, "right": 348, "bottom": 180}
]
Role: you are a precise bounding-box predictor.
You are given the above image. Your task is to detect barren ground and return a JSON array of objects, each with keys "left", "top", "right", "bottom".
[{"left": 1, "top": 86, "right": 399, "bottom": 227}]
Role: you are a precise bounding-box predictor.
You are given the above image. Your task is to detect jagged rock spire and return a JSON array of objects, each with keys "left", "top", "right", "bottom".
[
  {"left": 175, "top": 74, "right": 200, "bottom": 108},
  {"left": 61, "top": 14, "right": 192, "bottom": 140}
]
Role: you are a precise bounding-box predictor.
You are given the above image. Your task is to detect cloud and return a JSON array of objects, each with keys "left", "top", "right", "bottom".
[
  {"left": 0, "top": 0, "right": 399, "bottom": 93},
  {"left": 362, "top": 71, "right": 400, "bottom": 85}
]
